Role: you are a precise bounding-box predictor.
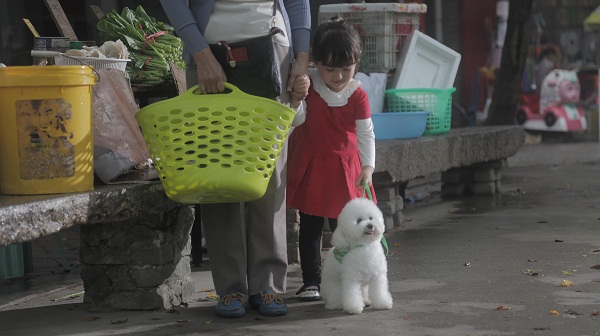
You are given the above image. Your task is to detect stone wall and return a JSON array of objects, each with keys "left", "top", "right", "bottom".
[{"left": 80, "top": 205, "right": 195, "bottom": 310}]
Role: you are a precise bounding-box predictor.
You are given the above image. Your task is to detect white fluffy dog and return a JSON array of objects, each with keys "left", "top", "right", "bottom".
[{"left": 321, "top": 198, "right": 393, "bottom": 314}]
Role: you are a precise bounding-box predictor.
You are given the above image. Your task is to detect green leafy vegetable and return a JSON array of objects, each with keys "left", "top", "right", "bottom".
[{"left": 97, "top": 5, "right": 185, "bottom": 85}]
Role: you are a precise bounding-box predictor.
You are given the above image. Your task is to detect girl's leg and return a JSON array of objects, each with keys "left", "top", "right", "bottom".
[
  {"left": 298, "top": 212, "right": 326, "bottom": 286},
  {"left": 327, "top": 218, "right": 338, "bottom": 234}
]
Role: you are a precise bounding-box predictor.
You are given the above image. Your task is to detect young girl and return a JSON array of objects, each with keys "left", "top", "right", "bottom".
[{"left": 286, "top": 18, "right": 377, "bottom": 301}]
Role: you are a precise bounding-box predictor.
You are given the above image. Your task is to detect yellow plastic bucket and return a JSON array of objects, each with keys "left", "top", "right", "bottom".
[{"left": 0, "top": 66, "right": 97, "bottom": 195}]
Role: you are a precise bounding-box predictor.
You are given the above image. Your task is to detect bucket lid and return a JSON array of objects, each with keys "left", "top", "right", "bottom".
[{"left": 0, "top": 66, "right": 97, "bottom": 87}]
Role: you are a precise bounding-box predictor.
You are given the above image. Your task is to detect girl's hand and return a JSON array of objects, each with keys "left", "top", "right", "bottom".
[
  {"left": 290, "top": 74, "right": 309, "bottom": 108},
  {"left": 356, "top": 165, "right": 374, "bottom": 189}
]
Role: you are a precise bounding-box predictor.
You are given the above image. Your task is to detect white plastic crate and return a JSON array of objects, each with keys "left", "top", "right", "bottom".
[{"left": 318, "top": 3, "right": 427, "bottom": 73}]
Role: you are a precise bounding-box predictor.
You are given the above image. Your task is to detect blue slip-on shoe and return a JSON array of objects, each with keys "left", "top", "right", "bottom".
[
  {"left": 249, "top": 290, "right": 288, "bottom": 316},
  {"left": 216, "top": 292, "right": 246, "bottom": 318}
]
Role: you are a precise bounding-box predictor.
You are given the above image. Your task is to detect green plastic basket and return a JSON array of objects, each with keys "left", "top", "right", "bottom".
[
  {"left": 135, "top": 83, "right": 296, "bottom": 204},
  {"left": 385, "top": 87, "right": 456, "bottom": 135}
]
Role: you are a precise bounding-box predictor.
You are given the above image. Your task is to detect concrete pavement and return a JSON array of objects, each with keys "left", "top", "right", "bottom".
[{"left": 0, "top": 137, "right": 599, "bottom": 335}]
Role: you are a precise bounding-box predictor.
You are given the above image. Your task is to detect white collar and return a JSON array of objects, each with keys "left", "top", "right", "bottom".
[{"left": 309, "top": 68, "right": 361, "bottom": 107}]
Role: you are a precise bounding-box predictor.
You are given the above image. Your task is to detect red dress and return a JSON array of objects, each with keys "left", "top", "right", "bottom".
[{"left": 286, "top": 84, "right": 377, "bottom": 219}]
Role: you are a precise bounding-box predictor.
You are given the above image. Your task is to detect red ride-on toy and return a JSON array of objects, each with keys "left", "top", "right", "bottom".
[{"left": 516, "top": 69, "right": 587, "bottom": 132}]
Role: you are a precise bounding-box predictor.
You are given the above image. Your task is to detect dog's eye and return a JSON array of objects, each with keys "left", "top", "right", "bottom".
[
  {"left": 356, "top": 217, "right": 363, "bottom": 224},
  {"left": 369, "top": 216, "right": 373, "bottom": 220}
]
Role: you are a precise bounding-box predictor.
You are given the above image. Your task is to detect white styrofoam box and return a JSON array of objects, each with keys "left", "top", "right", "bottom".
[
  {"left": 355, "top": 72, "right": 387, "bottom": 114},
  {"left": 319, "top": 3, "right": 427, "bottom": 73},
  {"left": 391, "top": 30, "right": 461, "bottom": 89}
]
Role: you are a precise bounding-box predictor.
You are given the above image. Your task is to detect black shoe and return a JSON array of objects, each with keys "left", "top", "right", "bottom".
[{"left": 296, "top": 284, "right": 321, "bottom": 302}]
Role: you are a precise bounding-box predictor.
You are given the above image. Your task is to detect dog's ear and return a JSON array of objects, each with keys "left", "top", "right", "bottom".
[{"left": 331, "top": 227, "right": 350, "bottom": 249}]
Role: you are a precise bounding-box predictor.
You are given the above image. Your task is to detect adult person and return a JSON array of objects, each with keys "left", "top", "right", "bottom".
[{"left": 159, "top": 0, "right": 310, "bottom": 318}]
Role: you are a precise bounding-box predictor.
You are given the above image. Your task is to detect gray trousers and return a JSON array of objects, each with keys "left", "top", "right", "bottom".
[{"left": 186, "top": 43, "right": 291, "bottom": 296}]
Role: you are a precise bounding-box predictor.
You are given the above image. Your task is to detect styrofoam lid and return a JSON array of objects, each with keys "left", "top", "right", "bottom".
[{"left": 319, "top": 3, "right": 427, "bottom": 14}]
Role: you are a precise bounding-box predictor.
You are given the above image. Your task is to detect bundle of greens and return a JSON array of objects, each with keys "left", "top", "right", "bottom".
[{"left": 97, "top": 5, "right": 185, "bottom": 86}]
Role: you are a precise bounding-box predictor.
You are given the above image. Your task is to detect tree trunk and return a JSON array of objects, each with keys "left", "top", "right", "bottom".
[{"left": 484, "top": 0, "right": 534, "bottom": 126}]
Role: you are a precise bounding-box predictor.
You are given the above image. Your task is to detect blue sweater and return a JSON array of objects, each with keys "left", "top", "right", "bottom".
[{"left": 159, "top": 0, "right": 311, "bottom": 64}]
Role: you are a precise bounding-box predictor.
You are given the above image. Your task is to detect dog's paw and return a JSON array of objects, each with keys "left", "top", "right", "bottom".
[
  {"left": 343, "top": 304, "right": 364, "bottom": 315},
  {"left": 372, "top": 295, "right": 393, "bottom": 310},
  {"left": 373, "top": 301, "right": 393, "bottom": 310}
]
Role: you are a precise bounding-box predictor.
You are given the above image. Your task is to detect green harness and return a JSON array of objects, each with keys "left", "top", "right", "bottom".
[{"left": 333, "top": 245, "right": 363, "bottom": 263}]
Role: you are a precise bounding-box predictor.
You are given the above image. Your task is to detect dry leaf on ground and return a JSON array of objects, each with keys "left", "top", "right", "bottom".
[
  {"left": 560, "top": 280, "right": 573, "bottom": 287},
  {"left": 522, "top": 269, "right": 538, "bottom": 276}
]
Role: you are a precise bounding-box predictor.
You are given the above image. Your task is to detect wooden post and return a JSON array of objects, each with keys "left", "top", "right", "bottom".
[
  {"left": 43, "top": 0, "right": 78, "bottom": 40},
  {"left": 89, "top": 5, "right": 105, "bottom": 20}
]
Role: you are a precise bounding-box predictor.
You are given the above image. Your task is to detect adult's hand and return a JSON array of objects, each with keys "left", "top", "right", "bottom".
[
  {"left": 287, "top": 51, "right": 309, "bottom": 96},
  {"left": 192, "top": 48, "right": 227, "bottom": 94}
]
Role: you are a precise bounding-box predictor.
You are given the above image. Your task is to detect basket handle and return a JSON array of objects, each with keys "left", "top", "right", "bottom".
[{"left": 184, "top": 82, "right": 247, "bottom": 98}]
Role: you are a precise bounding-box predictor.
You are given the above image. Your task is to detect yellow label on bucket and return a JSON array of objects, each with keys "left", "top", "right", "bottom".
[{"left": 16, "top": 98, "right": 75, "bottom": 179}]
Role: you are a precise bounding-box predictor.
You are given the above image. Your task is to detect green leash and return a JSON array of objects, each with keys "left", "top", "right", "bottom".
[{"left": 362, "top": 182, "right": 389, "bottom": 256}]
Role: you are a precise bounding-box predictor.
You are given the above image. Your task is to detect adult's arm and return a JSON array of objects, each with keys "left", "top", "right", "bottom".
[
  {"left": 283, "top": 0, "right": 311, "bottom": 92},
  {"left": 159, "top": 0, "right": 225, "bottom": 93},
  {"left": 159, "top": 0, "right": 213, "bottom": 59}
]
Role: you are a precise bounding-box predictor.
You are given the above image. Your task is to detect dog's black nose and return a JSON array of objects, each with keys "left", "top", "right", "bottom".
[{"left": 366, "top": 224, "right": 374, "bottom": 230}]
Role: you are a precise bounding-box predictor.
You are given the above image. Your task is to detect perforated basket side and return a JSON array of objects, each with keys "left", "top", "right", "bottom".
[
  {"left": 136, "top": 91, "right": 296, "bottom": 204},
  {"left": 385, "top": 88, "right": 455, "bottom": 135}
]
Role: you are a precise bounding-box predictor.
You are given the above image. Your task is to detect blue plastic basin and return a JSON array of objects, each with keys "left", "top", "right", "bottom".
[{"left": 371, "top": 111, "right": 430, "bottom": 140}]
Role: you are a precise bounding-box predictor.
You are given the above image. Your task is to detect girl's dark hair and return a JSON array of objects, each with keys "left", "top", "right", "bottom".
[{"left": 312, "top": 17, "right": 362, "bottom": 68}]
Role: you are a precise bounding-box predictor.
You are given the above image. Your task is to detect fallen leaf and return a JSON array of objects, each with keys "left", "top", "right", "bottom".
[
  {"left": 198, "top": 288, "right": 215, "bottom": 293},
  {"left": 111, "top": 319, "right": 128, "bottom": 324},
  {"left": 549, "top": 310, "right": 559, "bottom": 315},
  {"left": 560, "top": 280, "right": 573, "bottom": 287},
  {"left": 496, "top": 306, "right": 511, "bottom": 310},
  {"left": 201, "top": 293, "right": 219, "bottom": 301},
  {"left": 561, "top": 270, "right": 574, "bottom": 275},
  {"left": 592, "top": 249, "right": 600, "bottom": 253},
  {"left": 202, "top": 320, "right": 213, "bottom": 324},
  {"left": 592, "top": 310, "right": 600, "bottom": 316},
  {"left": 527, "top": 258, "right": 538, "bottom": 262},
  {"left": 393, "top": 242, "right": 401, "bottom": 247},
  {"left": 51, "top": 291, "right": 85, "bottom": 302},
  {"left": 555, "top": 239, "right": 564, "bottom": 242},
  {"left": 591, "top": 265, "right": 600, "bottom": 269},
  {"left": 522, "top": 269, "right": 538, "bottom": 276},
  {"left": 84, "top": 316, "right": 100, "bottom": 321}
]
